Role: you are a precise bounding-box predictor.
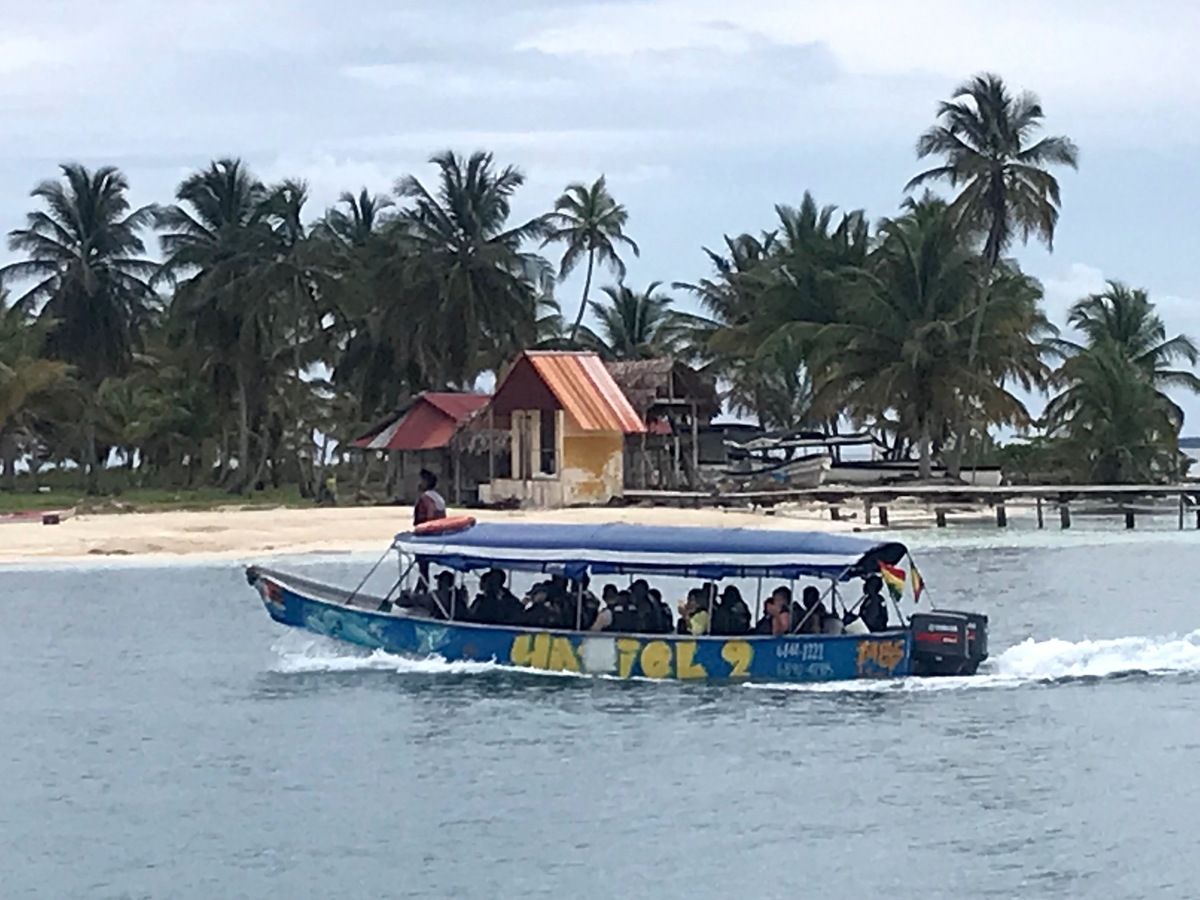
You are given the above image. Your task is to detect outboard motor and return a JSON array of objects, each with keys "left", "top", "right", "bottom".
[{"left": 910, "top": 610, "right": 989, "bottom": 676}]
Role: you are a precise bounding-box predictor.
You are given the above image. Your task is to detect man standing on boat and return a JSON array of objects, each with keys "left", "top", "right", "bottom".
[{"left": 413, "top": 469, "right": 447, "bottom": 591}]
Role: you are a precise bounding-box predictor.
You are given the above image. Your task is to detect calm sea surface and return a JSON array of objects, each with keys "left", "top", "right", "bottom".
[{"left": 3, "top": 523, "right": 1200, "bottom": 899}]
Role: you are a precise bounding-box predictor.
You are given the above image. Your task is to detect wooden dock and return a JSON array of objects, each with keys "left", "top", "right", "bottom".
[{"left": 622, "top": 484, "right": 1200, "bottom": 530}]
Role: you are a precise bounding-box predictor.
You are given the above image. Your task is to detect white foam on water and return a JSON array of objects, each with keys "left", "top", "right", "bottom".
[
  {"left": 750, "top": 629, "right": 1200, "bottom": 694},
  {"left": 270, "top": 629, "right": 1200, "bottom": 691},
  {"left": 271, "top": 635, "right": 505, "bottom": 676}
]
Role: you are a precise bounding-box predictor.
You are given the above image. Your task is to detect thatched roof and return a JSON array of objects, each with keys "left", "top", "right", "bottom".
[
  {"left": 604, "top": 358, "right": 720, "bottom": 420},
  {"left": 449, "top": 404, "right": 510, "bottom": 454}
]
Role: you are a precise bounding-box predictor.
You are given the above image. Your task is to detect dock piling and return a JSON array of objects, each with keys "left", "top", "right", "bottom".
[
  {"left": 1060, "top": 504, "right": 1071, "bottom": 529},
  {"left": 1036, "top": 496, "right": 1045, "bottom": 529},
  {"left": 830, "top": 506, "right": 841, "bottom": 521},
  {"left": 1180, "top": 492, "right": 1186, "bottom": 530},
  {"left": 935, "top": 509, "right": 947, "bottom": 528},
  {"left": 996, "top": 504, "right": 1008, "bottom": 528},
  {"left": 1125, "top": 510, "right": 1136, "bottom": 530},
  {"left": 878, "top": 506, "right": 889, "bottom": 527}
]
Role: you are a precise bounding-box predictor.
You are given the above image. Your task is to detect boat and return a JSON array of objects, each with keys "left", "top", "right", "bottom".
[
  {"left": 721, "top": 452, "right": 831, "bottom": 487},
  {"left": 246, "top": 521, "right": 989, "bottom": 684},
  {"left": 825, "top": 461, "right": 1004, "bottom": 487}
]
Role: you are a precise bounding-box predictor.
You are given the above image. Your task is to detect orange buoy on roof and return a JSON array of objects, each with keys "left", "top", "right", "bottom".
[{"left": 413, "top": 515, "right": 476, "bottom": 536}]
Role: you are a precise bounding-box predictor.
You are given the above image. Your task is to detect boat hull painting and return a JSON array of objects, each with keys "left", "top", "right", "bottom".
[{"left": 256, "top": 575, "right": 913, "bottom": 683}]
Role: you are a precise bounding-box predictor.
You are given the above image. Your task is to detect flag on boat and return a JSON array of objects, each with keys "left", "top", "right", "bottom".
[
  {"left": 878, "top": 561, "right": 906, "bottom": 600},
  {"left": 910, "top": 562, "right": 925, "bottom": 603}
]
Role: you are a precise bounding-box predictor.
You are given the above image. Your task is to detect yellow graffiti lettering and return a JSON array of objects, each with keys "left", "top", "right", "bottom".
[
  {"left": 510, "top": 633, "right": 552, "bottom": 669},
  {"left": 546, "top": 636, "right": 581, "bottom": 672},
  {"left": 675, "top": 642, "right": 708, "bottom": 680},
  {"left": 721, "top": 640, "right": 753, "bottom": 678},
  {"left": 857, "top": 638, "right": 906, "bottom": 674},
  {"left": 640, "top": 641, "right": 673, "bottom": 679},
  {"left": 616, "top": 638, "right": 642, "bottom": 679}
]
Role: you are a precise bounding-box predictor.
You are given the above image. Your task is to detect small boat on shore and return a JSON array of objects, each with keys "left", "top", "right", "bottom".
[{"left": 246, "top": 521, "right": 989, "bottom": 684}]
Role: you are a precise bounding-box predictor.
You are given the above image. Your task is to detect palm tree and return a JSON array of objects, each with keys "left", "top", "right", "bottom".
[
  {"left": 156, "top": 158, "right": 278, "bottom": 491},
  {"left": 581, "top": 282, "right": 680, "bottom": 360},
  {"left": 0, "top": 163, "right": 157, "bottom": 490},
  {"left": 396, "top": 150, "right": 553, "bottom": 388},
  {"left": 543, "top": 176, "right": 639, "bottom": 343},
  {"left": 812, "top": 196, "right": 1049, "bottom": 477},
  {"left": 1046, "top": 282, "right": 1200, "bottom": 481},
  {"left": 907, "top": 74, "right": 1077, "bottom": 470},
  {"left": 0, "top": 293, "right": 72, "bottom": 487}
]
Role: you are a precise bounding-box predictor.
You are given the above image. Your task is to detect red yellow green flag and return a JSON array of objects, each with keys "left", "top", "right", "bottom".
[
  {"left": 911, "top": 562, "right": 925, "bottom": 603},
  {"left": 878, "top": 561, "right": 906, "bottom": 600}
]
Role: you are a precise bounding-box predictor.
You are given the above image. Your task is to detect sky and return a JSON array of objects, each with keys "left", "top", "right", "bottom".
[{"left": 4, "top": 0, "right": 1200, "bottom": 429}]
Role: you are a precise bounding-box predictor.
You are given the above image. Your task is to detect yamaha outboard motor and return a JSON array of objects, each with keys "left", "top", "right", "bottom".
[{"left": 910, "top": 609, "right": 989, "bottom": 676}]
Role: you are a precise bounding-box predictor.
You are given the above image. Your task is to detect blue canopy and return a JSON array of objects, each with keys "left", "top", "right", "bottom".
[{"left": 393, "top": 522, "right": 906, "bottom": 580}]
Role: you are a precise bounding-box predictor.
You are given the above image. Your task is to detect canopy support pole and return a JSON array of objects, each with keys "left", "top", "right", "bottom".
[
  {"left": 754, "top": 576, "right": 763, "bottom": 623},
  {"left": 574, "top": 578, "right": 584, "bottom": 631}
]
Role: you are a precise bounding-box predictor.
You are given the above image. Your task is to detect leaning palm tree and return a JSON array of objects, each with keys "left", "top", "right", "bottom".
[
  {"left": 906, "top": 73, "right": 1078, "bottom": 470},
  {"left": 581, "top": 282, "right": 680, "bottom": 361},
  {"left": 0, "top": 163, "right": 157, "bottom": 490},
  {"left": 542, "top": 176, "right": 639, "bottom": 343}
]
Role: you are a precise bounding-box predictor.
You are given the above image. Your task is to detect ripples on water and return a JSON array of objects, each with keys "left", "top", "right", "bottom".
[{"left": 3, "top": 527, "right": 1200, "bottom": 898}]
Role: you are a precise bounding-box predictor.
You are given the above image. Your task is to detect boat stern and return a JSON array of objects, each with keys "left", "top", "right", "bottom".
[{"left": 909, "top": 609, "right": 989, "bottom": 676}]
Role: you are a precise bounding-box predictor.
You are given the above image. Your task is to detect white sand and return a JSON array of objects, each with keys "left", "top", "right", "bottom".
[{"left": 0, "top": 502, "right": 887, "bottom": 562}]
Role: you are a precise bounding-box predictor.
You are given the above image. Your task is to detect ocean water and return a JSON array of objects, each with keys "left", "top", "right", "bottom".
[{"left": 3, "top": 525, "right": 1200, "bottom": 899}]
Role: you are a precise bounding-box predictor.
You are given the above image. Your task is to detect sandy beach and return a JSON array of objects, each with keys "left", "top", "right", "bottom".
[{"left": 0, "top": 501, "right": 945, "bottom": 563}]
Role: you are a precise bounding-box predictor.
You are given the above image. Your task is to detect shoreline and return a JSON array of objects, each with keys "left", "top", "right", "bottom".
[{"left": 0, "top": 502, "right": 947, "bottom": 565}]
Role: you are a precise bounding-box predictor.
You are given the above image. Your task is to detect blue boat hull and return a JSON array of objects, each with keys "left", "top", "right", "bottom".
[{"left": 251, "top": 570, "right": 914, "bottom": 683}]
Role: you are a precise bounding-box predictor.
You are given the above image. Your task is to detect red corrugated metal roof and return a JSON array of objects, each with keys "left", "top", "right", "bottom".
[
  {"left": 351, "top": 393, "right": 489, "bottom": 451},
  {"left": 521, "top": 352, "right": 646, "bottom": 434}
]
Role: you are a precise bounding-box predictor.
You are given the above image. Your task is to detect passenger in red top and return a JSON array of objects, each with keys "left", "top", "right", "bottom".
[
  {"left": 413, "top": 469, "right": 447, "bottom": 526},
  {"left": 413, "top": 469, "right": 447, "bottom": 591}
]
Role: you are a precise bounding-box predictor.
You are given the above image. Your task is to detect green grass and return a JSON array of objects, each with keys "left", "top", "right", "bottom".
[{"left": 0, "top": 477, "right": 314, "bottom": 515}]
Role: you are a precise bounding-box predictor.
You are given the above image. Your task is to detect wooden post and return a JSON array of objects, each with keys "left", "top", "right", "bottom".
[
  {"left": 1036, "top": 496, "right": 1045, "bottom": 529},
  {"left": 996, "top": 504, "right": 1008, "bottom": 528},
  {"left": 1060, "top": 504, "right": 1071, "bottom": 529},
  {"left": 1179, "top": 492, "right": 1186, "bottom": 531},
  {"left": 864, "top": 501, "right": 872, "bottom": 525},
  {"left": 1125, "top": 510, "right": 1135, "bottom": 530},
  {"left": 487, "top": 406, "right": 495, "bottom": 483},
  {"left": 690, "top": 402, "right": 699, "bottom": 489},
  {"left": 878, "top": 506, "right": 889, "bottom": 527},
  {"left": 935, "top": 509, "right": 947, "bottom": 528}
]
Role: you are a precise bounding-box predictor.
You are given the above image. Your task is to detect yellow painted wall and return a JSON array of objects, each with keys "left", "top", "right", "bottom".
[{"left": 559, "top": 410, "right": 624, "bottom": 504}]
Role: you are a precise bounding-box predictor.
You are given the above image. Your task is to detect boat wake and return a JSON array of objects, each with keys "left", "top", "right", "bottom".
[
  {"left": 270, "top": 630, "right": 1200, "bottom": 691},
  {"left": 755, "top": 629, "right": 1200, "bottom": 694}
]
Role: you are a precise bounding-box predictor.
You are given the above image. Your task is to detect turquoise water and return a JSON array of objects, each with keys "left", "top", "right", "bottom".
[{"left": 3, "top": 528, "right": 1200, "bottom": 898}]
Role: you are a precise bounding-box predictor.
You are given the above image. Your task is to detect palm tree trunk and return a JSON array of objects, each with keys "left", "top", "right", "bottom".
[
  {"left": 231, "top": 360, "right": 252, "bottom": 494},
  {"left": 917, "top": 417, "right": 933, "bottom": 480},
  {"left": 568, "top": 249, "right": 597, "bottom": 344}
]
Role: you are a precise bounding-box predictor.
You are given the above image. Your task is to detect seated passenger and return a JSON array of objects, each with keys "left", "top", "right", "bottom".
[
  {"left": 677, "top": 589, "right": 700, "bottom": 634},
  {"left": 754, "top": 588, "right": 792, "bottom": 636},
  {"left": 469, "top": 569, "right": 523, "bottom": 626},
  {"left": 431, "top": 571, "right": 469, "bottom": 620},
  {"left": 591, "top": 584, "right": 619, "bottom": 631},
  {"left": 630, "top": 580, "right": 666, "bottom": 633},
  {"left": 572, "top": 575, "right": 601, "bottom": 630},
  {"left": 649, "top": 588, "right": 674, "bottom": 634},
  {"left": 794, "top": 585, "right": 826, "bottom": 635},
  {"left": 712, "top": 585, "right": 751, "bottom": 636},
  {"left": 858, "top": 575, "right": 889, "bottom": 632},
  {"left": 522, "top": 584, "right": 561, "bottom": 628},
  {"left": 680, "top": 594, "right": 711, "bottom": 636},
  {"left": 605, "top": 589, "right": 640, "bottom": 633}
]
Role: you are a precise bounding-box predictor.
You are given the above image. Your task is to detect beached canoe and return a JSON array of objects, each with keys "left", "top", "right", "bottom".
[{"left": 247, "top": 521, "right": 989, "bottom": 683}]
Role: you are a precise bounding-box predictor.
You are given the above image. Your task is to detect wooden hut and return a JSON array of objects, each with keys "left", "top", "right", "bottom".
[
  {"left": 604, "top": 359, "right": 721, "bottom": 490},
  {"left": 351, "top": 392, "right": 491, "bottom": 503}
]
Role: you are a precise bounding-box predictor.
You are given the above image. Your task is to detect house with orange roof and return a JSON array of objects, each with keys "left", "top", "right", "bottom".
[{"left": 480, "top": 351, "right": 647, "bottom": 507}]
